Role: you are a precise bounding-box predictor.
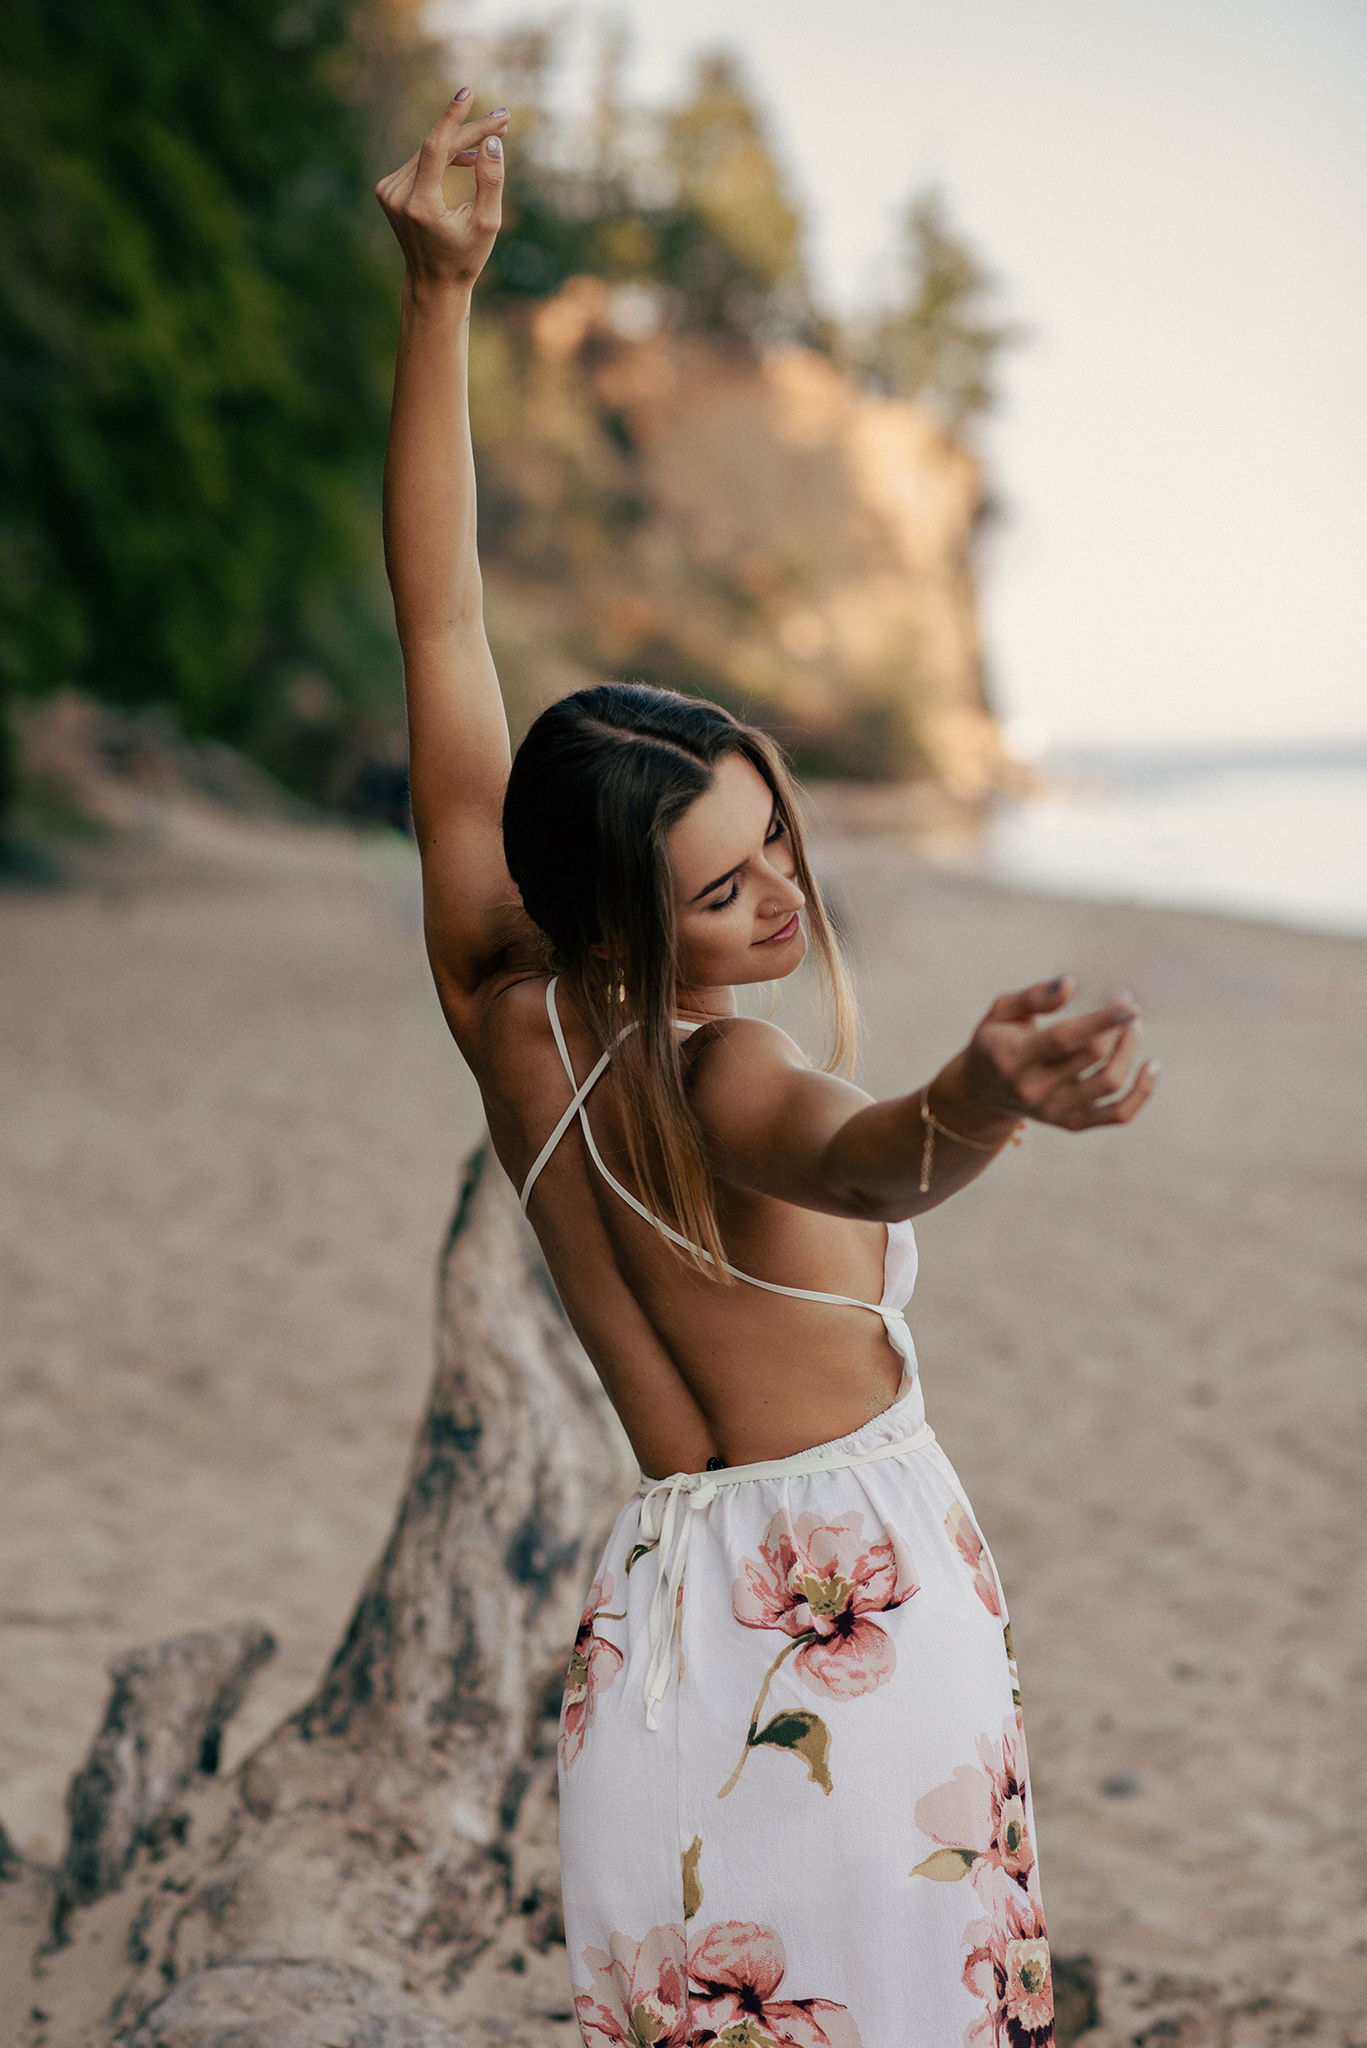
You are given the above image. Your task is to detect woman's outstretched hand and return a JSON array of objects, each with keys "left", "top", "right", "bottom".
[
  {"left": 374, "top": 90, "right": 510, "bottom": 295},
  {"left": 956, "top": 976, "right": 1158, "bottom": 1133}
]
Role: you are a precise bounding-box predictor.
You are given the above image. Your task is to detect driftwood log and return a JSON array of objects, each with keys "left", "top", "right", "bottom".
[
  {"left": 2, "top": 1143, "right": 637, "bottom": 2048},
  {"left": 61, "top": 1624, "right": 276, "bottom": 1914}
]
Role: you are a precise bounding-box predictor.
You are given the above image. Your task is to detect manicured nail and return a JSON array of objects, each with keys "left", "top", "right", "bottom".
[
  {"left": 1046, "top": 976, "right": 1067, "bottom": 997},
  {"left": 1146, "top": 1058, "right": 1161, "bottom": 1076},
  {"left": 489, "top": 106, "right": 508, "bottom": 116},
  {"left": 486, "top": 135, "right": 502, "bottom": 157},
  {"left": 454, "top": 86, "right": 470, "bottom": 101}
]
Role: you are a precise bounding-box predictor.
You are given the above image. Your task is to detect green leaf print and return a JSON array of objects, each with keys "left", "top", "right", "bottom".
[
  {"left": 681, "top": 1834, "right": 703, "bottom": 1921},
  {"left": 910, "top": 1845, "right": 981, "bottom": 1881},
  {"left": 749, "top": 1708, "right": 833, "bottom": 1794},
  {"left": 626, "top": 1540, "right": 660, "bottom": 1574},
  {"left": 1004, "top": 1621, "right": 1022, "bottom": 1709}
]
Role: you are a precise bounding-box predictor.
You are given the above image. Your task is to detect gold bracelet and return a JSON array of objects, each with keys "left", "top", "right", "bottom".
[{"left": 919, "top": 1088, "right": 1025, "bottom": 1194}]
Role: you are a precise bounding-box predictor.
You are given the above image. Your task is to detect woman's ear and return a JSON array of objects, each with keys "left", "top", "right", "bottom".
[{"left": 589, "top": 940, "right": 609, "bottom": 961}]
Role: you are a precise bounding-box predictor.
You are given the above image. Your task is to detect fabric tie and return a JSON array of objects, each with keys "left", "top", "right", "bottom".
[{"left": 637, "top": 1468, "right": 720, "bottom": 1730}]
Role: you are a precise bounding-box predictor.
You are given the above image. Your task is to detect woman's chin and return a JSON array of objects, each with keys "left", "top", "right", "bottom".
[{"left": 742, "top": 929, "right": 807, "bottom": 983}]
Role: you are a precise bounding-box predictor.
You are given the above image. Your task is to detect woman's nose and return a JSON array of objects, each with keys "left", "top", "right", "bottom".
[{"left": 761, "top": 866, "right": 804, "bottom": 917}]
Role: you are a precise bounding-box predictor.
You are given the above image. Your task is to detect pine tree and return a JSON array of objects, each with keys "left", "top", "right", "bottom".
[
  {"left": 0, "top": 0, "right": 399, "bottom": 803},
  {"left": 862, "top": 188, "right": 1022, "bottom": 428}
]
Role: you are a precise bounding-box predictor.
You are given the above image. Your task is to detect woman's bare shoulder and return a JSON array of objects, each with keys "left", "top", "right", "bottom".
[
  {"left": 683, "top": 1013, "right": 810, "bottom": 1073},
  {"left": 682, "top": 1014, "right": 815, "bottom": 1123}
]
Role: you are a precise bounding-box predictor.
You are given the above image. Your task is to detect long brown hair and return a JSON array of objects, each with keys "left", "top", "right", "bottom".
[{"left": 503, "top": 684, "right": 854, "bottom": 1277}]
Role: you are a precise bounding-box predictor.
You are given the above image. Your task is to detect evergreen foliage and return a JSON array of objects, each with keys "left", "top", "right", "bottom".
[
  {"left": 861, "top": 188, "right": 1022, "bottom": 429},
  {"left": 0, "top": 0, "right": 398, "bottom": 801},
  {"left": 476, "top": 38, "right": 818, "bottom": 345}
]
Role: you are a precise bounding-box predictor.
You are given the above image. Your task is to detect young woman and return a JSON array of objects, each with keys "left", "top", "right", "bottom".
[{"left": 376, "top": 95, "right": 1155, "bottom": 2048}]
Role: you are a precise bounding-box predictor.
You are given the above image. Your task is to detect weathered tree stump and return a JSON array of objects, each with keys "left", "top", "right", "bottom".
[
  {"left": 2, "top": 1144, "right": 637, "bottom": 2048},
  {"left": 62, "top": 1623, "right": 276, "bottom": 1912},
  {"left": 116, "top": 1961, "right": 473, "bottom": 2048}
]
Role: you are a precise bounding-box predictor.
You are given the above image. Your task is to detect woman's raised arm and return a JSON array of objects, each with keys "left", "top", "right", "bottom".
[{"left": 375, "top": 94, "right": 519, "bottom": 1008}]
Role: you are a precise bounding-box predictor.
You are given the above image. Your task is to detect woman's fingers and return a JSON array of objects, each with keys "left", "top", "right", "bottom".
[
  {"left": 1039, "top": 1036, "right": 1158, "bottom": 1127},
  {"left": 451, "top": 106, "right": 510, "bottom": 165},
  {"left": 985, "top": 976, "right": 1074, "bottom": 1026},
  {"left": 1032, "top": 998, "right": 1138, "bottom": 1064},
  {"left": 1070, "top": 1022, "right": 1141, "bottom": 1102},
  {"left": 1089, "top": 1056, "right": 1159, "bottom": 1123},
  {"left": 469, "top": 129, "right": 505, "bottom": 234},
  {"left": 393, "top": 95, "right": 508, "bottom": 207}
]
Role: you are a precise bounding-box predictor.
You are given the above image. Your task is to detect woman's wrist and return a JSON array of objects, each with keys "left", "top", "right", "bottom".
[
  {"left": 914, "top": 1055, "right": 1024, "bottom": 1196},
  {"left": 401, "top": 270, "right": 475, "bottom": 318},
  {"left": 925, "top": 1053, "right": 1024, "bottom": 1147}
]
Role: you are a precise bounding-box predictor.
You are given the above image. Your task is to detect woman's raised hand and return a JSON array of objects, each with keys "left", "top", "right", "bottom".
[
  {"left": 960, "top": 976, "right": 1158, "bottom": 1132},
  {"left": 374, "top": 90, "right": 510, "bottom": 294}
]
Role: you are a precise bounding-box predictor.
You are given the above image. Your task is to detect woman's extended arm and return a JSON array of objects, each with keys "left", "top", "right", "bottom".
[
  {"left": 691, "top": 976, "right": 1158, "bottom": 1221},
  {"left": 375, "top": 94, "right": 518, "bottom": 1009}
]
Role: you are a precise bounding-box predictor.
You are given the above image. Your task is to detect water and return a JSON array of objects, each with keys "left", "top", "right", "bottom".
[{"left": 983, "top": 745, "right": 1367, "bottom": 940}]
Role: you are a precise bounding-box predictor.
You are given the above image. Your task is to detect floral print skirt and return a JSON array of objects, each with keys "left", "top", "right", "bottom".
[{"left": 558, "top": 1372, "right": 1054, "bottom": 2048}]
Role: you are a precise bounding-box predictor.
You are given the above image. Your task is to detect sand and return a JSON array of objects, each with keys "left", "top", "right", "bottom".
[{"left": 2, "top": 801, "right": 1365, "bottom": 2025}]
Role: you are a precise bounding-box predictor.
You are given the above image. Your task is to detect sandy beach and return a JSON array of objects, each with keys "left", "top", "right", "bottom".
[{"left": 2, "top": 801, "right": 1365, "bottom": 2032}]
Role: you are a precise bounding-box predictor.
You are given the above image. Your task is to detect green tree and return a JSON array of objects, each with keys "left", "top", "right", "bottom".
[
  {"left": 0, "top": 0, "right": 399, "bottom": 809},
  {"left": 467, "top": 31, "right": 816, "bottom": 343},
  {"left": 663, "top": 50, "right": 805, "bottom": 313},
  {"left": 863, "top": 188, "right": 1021, "bottom": 428}
]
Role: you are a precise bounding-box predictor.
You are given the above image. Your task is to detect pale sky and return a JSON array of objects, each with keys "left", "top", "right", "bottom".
[{"left": 446, "top": 0, "right": 1367, "bottom": 750}]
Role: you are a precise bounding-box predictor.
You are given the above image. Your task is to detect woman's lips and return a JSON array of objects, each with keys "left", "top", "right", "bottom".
[{"left": 757, "top": 910, "right": 801, "bottom": 947}]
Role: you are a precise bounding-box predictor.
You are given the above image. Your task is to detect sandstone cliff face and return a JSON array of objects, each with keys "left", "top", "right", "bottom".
[{"left": 473, "top": 278, "right": 1015, "bottom": 797}]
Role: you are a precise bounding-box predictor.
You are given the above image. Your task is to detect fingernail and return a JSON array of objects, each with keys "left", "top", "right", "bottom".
[
  {"left": 454, "top": 86, "right": 470, "bottom": 101},
  {"left": 489, "top": 106, "right": 508, "bottom": 116},
  {"left": 1146, "top": 1058, "right": 1161, "bottom": 1076},
  {"left": 1046, "top": 977, "right": 1066, "bottom": 997},
  {"left": 486, "top": 135, "right": 502, "bottom": 157}
]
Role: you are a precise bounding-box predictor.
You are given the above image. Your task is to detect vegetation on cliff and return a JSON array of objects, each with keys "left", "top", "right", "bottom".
[{"left": 0, "top": 0, "right": 1020, "bottom": 832}]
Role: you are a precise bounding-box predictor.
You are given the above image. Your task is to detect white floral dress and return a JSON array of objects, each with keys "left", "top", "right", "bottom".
[{"left": 522, "top": 982, "right": 1053, "bottom": 2048}]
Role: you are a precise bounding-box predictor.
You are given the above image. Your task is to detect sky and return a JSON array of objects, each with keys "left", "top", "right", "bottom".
[{"left": 441, "top": 0, "right": 1367, "bottom": 751}]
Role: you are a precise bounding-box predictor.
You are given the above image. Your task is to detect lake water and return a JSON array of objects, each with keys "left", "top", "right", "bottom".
[{"left": 982, "top": 746, "right": 1367, "bottom": 941}]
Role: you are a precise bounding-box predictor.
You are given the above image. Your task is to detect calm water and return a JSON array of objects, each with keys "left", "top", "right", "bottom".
[{"left": 983, "top": 746, "right": 1367, "bottom": 940}]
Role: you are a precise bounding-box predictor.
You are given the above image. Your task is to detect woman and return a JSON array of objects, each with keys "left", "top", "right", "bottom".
[{"left": 376, "top": 96, "right": 1154, "bottom": 2048}]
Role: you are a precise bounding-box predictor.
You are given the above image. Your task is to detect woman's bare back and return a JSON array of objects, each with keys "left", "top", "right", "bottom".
[{"left": 467, "top": 972, "right": 904, "bottom": 1478}]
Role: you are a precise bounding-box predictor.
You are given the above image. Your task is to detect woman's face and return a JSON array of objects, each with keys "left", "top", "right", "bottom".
[{"left": 668, "top": 752, "right": 806, "bottom": 993}]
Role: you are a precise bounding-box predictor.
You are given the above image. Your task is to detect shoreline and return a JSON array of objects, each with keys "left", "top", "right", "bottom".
[{"left": 2, "top": 803, "right": 1364, "bottom": 2023}]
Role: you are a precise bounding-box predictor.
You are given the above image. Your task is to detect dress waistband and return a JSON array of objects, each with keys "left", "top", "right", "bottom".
[{"left": 634, "top": 1400, "right": 935, "bottom": 1729}]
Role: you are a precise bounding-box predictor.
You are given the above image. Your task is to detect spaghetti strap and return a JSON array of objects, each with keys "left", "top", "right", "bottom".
[
  {"left": 519, "top": 977, "right": 637, "bottom": 1213},
  {"left": 519, "top": 980, "right": 912, "bottom": 1358}
]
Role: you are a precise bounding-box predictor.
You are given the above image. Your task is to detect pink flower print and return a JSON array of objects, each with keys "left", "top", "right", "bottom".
[
  {"left": 962, "top": 1870, "right": 1054, "bottom": 2048},
  {"left": 913, "top": 1715, "right": 1036, "bottom": 1894},
  {"left": 976, "top": 1715, "right": 1034, "bottom": 1887},
  {"left": 572, "top": 1922, "right": 690, "bottom": 2048},
  {"left": 559, "top": 1572, "right": 624, "bottom": 1769},
  {"left": 946, "top": 1500, "right": 1002, "bottom": 1617},
  {"left": 732, "top": 1511, "right": 919, "bottom": 1701},
  {"left": 688, "top": 1919, "right": 865, "bottom": 2047}
]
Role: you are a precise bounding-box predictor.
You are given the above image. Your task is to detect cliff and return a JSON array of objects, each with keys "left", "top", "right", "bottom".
[{"left": 472, "top": 279, "right": 1018, "bottom": 799}]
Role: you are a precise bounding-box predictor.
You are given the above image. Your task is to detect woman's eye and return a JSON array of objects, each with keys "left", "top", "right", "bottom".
[
  {"left": 766, "top": 816, "right": 785, "bottom": 844},
  {"left": 709, "top": 879, "right": 741, "bottom": 911}
]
